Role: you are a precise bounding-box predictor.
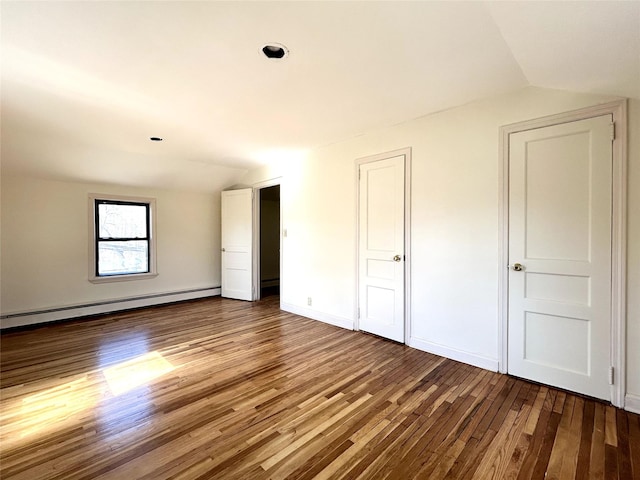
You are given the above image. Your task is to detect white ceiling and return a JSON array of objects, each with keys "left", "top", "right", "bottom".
[{"left": 2, "top": 1, "right": 639, "bottom": 192}]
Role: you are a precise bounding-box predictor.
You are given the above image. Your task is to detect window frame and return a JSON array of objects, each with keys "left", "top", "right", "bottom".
[{"left": 89, "top": 194, "right": 158, "bottom": 283}]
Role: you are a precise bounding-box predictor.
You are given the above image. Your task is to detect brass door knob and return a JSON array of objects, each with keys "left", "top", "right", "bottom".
[
  {"left": 393, "top": 255, "right": 402, "bottom": 262},
  {"left": 512, "top": 263, "right": 523, "bottom": 271}
]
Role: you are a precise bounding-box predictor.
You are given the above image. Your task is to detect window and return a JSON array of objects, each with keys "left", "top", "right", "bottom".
[{"left": 89, "top": 194, "right": 157, "bottom": 283}]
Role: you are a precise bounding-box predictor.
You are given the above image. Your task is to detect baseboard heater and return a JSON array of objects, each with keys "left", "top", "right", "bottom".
[{"left": 1, "top": 286, "right": 221, "bottom": 329}]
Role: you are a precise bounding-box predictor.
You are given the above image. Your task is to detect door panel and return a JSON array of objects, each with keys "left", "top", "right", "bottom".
[
  {"left": 358, "top": 155, "right": 405, "bottom": 342},
  {"left": 221, "top": 189, "right": 253, "bottom": 301},
  {"left": 508, "top": 114, "right": 612, "bottom": 400},
  {"left": 524, "top": 131, "right": 591, "bottom": 261},
  {"left": 524, "top": 273, "right": 590, "bottom": 305},
  {"left": 523, "top": 312, "right": 589, "bottom": 374}
]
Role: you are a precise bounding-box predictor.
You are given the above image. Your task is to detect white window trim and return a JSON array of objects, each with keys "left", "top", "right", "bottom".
[{"left": 88, "top": 193, "right": 158, "bottom": 283}]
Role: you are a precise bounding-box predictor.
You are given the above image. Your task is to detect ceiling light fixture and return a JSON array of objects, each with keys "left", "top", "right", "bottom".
[
  {"left": 262, "top": 43, "right": 289, "bottom": 59},
  {"left": 150, "top": 137, "right": 163, "bottom": 142}
]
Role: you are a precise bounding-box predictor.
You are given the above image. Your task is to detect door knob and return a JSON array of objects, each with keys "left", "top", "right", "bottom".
[
  {"left": 511, "top": 263, "right": 523, "bottom": 271},
  {"left": 393, "top": 255, "right": 402, "bottom": 262},
  {"left": 221, "top": 248, "right": 226, "bottom": 252}
]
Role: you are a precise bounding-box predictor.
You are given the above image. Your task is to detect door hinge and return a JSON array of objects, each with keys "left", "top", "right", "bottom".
[
  {"left": 609, "top": 366, "right": 614, "bottom": 385},
  {"left": 610, "top": 122, "right": 615, "bottom": 141},
  {"left": 358, "top": 169, "right": 361, "bottom": 180}
]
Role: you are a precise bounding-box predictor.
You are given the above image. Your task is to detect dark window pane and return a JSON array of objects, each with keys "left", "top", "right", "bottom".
[
  {"left": 98, "top": 203, "right": 147, "bottom": 239},
  {"left": 98, "top": 240, "right": 149, "bottom": 275}
]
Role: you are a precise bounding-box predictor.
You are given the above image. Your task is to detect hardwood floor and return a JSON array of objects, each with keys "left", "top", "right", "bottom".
[{"left": 1, "top": 296, "right": 638, "bottom": 479}]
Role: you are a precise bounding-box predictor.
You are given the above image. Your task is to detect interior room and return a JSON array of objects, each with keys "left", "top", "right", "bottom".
[{"left": 1, "top": 1, "right": 639, "bottom": 478}]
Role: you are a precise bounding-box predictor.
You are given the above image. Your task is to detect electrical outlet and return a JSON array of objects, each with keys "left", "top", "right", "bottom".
[{"left": 307, "top": 297, "right": 312, "bottom": 306}]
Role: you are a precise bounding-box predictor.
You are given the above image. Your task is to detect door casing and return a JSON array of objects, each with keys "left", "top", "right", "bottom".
[
  {"left": 355, "top": 147, "right": 412, "bottom": 342},
  {"left": 498, "top": 100, "right": 627, "bottom": 408}
]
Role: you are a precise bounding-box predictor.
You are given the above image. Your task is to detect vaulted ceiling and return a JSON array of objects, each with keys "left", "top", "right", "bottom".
[{"left": 2, "top": 1, "right": 639, "bottom": 191}]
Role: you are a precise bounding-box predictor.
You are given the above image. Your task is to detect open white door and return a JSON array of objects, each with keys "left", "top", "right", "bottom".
[
  {"left": 221, "top": 188, "right": 253, "bottom": 301},
  {"left": 358, "top": 155, "right": 405, "bottom": 342},
  {"left": 508, "top": 114, "right": 612, "bottom": 400}
]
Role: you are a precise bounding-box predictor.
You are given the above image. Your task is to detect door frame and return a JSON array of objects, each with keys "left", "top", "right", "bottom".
[
  {"left": 252, "top": 177, "right": 282, "bottom": 302},
  {"left": 355, "top": 147, "right": 412, "bottom": 342},
  {"left": 498, "top": 100, "right": 627, "bottom": 408}
]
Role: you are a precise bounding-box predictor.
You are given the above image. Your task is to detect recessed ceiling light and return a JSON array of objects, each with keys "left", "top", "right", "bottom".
[
  {"left": 150, "top": 137, "right": 163, "bottom": 142},
  {"left": 262, "top": 43, "right": 288, "bottom": 59}
]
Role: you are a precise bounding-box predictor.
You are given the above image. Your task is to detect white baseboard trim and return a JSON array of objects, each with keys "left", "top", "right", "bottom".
[
  {"left": 625, "top": 393, "right": 640, "bottom": 414},
  {"left": 1, "top": 287, "right": 221, "bottom": 329},
  {"left": 281, "top": 302, "right": 354, "bottom": 331},
  {"left": 408, "top": 336, "right": 499, "bottom": 372}
]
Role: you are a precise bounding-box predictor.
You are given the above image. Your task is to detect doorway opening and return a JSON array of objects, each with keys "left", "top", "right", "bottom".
[{"left": 258, "top": 185, "right": 280, "bottom": 299}]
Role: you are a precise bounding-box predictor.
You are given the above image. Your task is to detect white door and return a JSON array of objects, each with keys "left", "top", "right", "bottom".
[
  {"left": 221, "top": 188, "right": 253, "bottom": 301},
  {"left": 358, "top": 155, "right": 405, "bottom": 342},
  {"left": 508, "top": 114, "right": 612, "bottom": 400}
]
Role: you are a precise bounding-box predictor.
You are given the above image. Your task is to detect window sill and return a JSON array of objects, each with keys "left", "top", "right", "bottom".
[{"left": 89, "top": 272, "right": 158, "bottom": 284}]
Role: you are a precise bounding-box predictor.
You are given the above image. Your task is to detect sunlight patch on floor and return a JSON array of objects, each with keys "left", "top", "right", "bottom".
[
  {"left": 102, "top": 351, "right": 175, "bottom": 396},
  {"left": 0, "top": 351, "right": 176, "bottom": 445},
  {"left": 2, "top": 376, "right": 96, "bottom": 441}
]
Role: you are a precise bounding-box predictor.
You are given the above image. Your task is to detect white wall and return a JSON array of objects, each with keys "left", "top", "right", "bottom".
[
  {"left": 1, "top": 175, "right": 221, "bottom": 323},
  {"left": 242, "top": 87, "right": 640, "bottom": 405}
]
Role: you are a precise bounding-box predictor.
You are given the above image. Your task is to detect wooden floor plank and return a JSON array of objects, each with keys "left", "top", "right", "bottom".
[
  {"left": 1, "top": 296, "right": 638, "bottom": 479},
  {"left": 576, "top": 399, "right": 596, "bottom": 479},
  {"left": 546, "top": 395, "right": 576, "bottom": 479},
  {"left": 616, "top": 409, "right": 634, "bottom": 480},
  {"left": 629, "top": 413, "right": 640, "bottom": 480},
  {"left": 591, "top": 402, "right": 608, "bottom": 480},
  {"left": 514, "top": 390, "right": 554, "bottom": 480}
]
